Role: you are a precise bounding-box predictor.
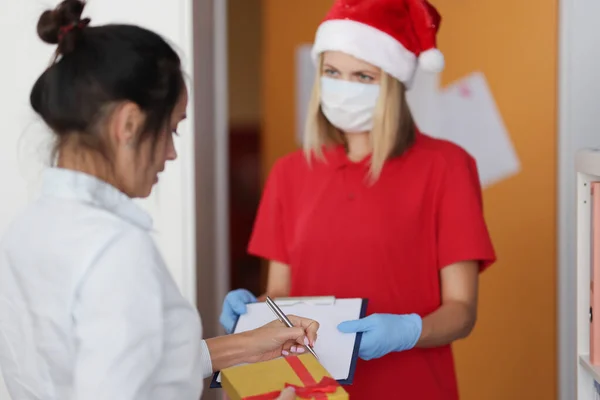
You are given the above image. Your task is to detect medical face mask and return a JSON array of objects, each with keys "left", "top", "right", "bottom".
[{"left": 319, "top": 76, "right": 381, "bottom": 133}]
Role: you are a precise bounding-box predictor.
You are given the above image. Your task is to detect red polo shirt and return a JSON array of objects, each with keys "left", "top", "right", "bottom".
[{"left": 248, "top": 132, "right": 496, "bottom": 399}]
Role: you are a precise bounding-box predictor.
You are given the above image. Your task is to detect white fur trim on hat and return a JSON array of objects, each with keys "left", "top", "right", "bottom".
[
  {"left": 418, "top": 48, "right": 445, "bottom": 73},
  {"left": 310, "top": 19, "right": 417, "bottom": 85}
]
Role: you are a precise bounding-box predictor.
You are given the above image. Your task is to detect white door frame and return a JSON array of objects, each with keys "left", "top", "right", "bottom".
[
  {"left": 192, "top": 0, "right": 229, "bottom": 397},
  {"left": 557, "top": 0, "right": 575, "bottom": 393}
]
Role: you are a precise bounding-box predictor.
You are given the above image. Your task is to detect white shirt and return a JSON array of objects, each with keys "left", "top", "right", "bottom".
[{"left": 0, "top": 168, "right": 213, "bottom": 399}]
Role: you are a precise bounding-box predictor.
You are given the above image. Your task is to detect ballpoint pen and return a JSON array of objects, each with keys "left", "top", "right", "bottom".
[{"left": 265, "top": 296, "right": 319, "bottom": 360}]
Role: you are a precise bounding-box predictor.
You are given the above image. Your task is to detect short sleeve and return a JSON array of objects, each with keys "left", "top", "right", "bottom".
[
  {"left": 248, "top": 160, "right": 289, "bottom": 264},
  {"left": 72, "top": 228, "right": 164, "bottom": 400},
  {"left": 436, "top": 153, "right": 496, "bottom": 272}
]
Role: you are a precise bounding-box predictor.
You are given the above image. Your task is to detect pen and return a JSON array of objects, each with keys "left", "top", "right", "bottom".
[{"left": 265, "top": 296, "right": 319, "bottom": 360}]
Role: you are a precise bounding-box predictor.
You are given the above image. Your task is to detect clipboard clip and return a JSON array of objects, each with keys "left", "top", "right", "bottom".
[{"left": 273, "top": 296, "right": 336, "bottom": 307}]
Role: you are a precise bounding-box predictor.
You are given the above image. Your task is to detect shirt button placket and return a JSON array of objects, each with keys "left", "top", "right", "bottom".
[{"left": 343, "top": 166, "right": 362, "bottom": 202}]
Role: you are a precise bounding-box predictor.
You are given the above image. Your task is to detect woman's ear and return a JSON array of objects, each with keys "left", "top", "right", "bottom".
[{"left": 108, "top": 102, "right": 144, "bottom": 148}]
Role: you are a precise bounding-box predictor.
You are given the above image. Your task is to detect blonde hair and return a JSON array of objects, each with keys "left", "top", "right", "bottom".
[{"left": 303, "top": 55, "right": 415, "bottom": 183}]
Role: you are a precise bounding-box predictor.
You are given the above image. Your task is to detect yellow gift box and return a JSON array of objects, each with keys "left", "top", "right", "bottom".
[{"left": 221, "top": 353, "right": 349, "bottom": 400}]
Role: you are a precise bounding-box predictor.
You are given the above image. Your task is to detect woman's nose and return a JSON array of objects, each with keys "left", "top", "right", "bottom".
[{"left": 166, "top": 136, "right": 178, "bottom": 161}]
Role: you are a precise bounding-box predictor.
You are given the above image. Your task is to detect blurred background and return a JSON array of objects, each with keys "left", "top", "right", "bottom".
[{"left": 2, "top": 0, "right": 599, "bottom": 399}]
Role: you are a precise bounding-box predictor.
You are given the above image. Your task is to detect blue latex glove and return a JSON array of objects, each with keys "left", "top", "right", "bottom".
[
  {"left": 219, "top": 289, "right": 258, "bottom": 333},
  {"left": 337, "top": 313, "right": 423, "bottom": 361}
]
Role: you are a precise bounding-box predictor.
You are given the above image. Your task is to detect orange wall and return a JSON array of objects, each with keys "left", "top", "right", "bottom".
[
  {"left": 228, "top": 0, "right": 262, "bottom": 127},
  {"left": 260, "top": 1, "right": 558, "bottom": 398}
]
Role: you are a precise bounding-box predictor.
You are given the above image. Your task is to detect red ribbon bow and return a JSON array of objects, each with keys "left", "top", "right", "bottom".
[
  {"left": 283, "top": 376, "right": 339, "bottom": 398},
  {"left": 243, "top": 356, "right": 340, "bottom": 400}
]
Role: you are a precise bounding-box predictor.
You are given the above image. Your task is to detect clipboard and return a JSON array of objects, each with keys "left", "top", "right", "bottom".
[{"left": 210, "top": 296, "right": 368, "bottom": 388}]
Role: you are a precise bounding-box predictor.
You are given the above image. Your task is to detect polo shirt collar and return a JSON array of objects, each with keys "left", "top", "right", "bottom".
[
  {"left": 324, "top": 129, "right": 423, "bottom": 169},
  {"left": 325, "top": 145, "right": 372, "bottom": 169},
  {"left": 41, "top": 167, "right": 153, "bottom": 231}
]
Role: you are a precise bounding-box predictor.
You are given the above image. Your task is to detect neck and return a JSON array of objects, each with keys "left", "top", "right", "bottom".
[
  {"left": 57, "top": 141, "right": 115, "bottom": 187},
  {"left": 344, "top": 132, "right": 371, "bottom": 162}
]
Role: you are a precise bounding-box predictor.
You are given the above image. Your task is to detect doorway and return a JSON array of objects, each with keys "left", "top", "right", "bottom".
[{"left": 227, "top": 0, "right": 263, "bottom": 295}]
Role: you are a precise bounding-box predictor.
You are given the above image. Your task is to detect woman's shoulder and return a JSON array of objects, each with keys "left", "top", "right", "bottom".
[
  {"left": 274, "top": 149, "right": 309, "bottom": 167},
  {"left": 270, "top": 146, "right": 345, "bottom": 177},
  {"left": 411, "top": 132, "right": 476, "bottom": 169},
  {"left": 267, "top": 149, "right": 311, "bottom": 179},
  {"left": 262, "top": 149, "right": 329, "bottom": 203},
  {"left": 1, "top": 196, "right": 158, "bottom": 267}
]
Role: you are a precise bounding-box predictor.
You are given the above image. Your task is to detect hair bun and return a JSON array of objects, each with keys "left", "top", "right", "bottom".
[{"left": 37, "top": 0, "right": 88, "bottom": 51}]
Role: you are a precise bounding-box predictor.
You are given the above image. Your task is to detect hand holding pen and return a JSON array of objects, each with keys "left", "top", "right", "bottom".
[{"left": 266, "top": 296, "right": 320, "bottom": 359}]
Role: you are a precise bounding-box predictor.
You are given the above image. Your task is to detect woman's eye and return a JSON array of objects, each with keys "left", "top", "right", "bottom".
[
  {"left": 323, "top": 68, "right": 339, "bottom": 77},
  {"left": 358, "top": 73, "right": 374, "bottom": 82}
]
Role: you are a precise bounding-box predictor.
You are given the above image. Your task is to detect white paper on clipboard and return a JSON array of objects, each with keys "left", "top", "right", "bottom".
[{"left": 215, "top": 297, "right": 364, "bottom": 383}]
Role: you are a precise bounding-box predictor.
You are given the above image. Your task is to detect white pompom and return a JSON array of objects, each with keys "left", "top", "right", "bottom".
[{"left": 419, "top": 48, "right": 445, "bottom": 73}]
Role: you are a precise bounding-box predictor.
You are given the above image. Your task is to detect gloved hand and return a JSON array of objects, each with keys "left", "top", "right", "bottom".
[
  {"left": 337, "top": 313, "right": 422, "bottom": 361},
  {"left": 219, "top": 289, "right": 258, "bottom": 333}
]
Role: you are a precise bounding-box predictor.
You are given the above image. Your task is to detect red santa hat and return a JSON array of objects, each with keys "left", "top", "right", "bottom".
[{"left": 311, "top": 0, "right": 445, "bottom": 87}]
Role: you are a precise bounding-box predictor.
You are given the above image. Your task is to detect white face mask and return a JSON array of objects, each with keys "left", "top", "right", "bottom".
[{"left": 319, "top": 76, "right": 381, "bottom": 133}]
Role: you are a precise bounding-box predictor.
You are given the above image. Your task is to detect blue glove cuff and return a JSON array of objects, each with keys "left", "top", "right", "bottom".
[{"left": 394, "top": 313, "right": 423, "bottom": 352}]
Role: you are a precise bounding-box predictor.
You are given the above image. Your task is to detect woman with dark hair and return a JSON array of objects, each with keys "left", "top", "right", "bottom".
[{"left": 0, "top": 2, "right": 313, "bottom": 399}]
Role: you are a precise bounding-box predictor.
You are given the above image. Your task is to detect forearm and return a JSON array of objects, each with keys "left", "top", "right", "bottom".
[
  {"left": 205, "top": 332, "right": 253, "bottom": 372},
  {"left": 257, "top": 289, "right": 288, "bottom": 301},
  {"left": 416, "top": 301, "right": 476, "bottom": 348},
  {"left": 258, "top": 285, "right": 290, "bottom": 301},
  {"left": 260, "top": 261, "right": 291, "bottom": 301}
]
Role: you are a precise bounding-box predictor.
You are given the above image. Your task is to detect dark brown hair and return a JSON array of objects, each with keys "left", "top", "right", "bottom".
[{"left": 31, "top": 0, "right": 184, "bottom": 159}]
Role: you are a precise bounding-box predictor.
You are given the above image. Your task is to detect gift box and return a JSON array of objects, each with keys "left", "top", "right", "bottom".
[{"left": 221, "top": 353, "right": 349, "bottom": 400}]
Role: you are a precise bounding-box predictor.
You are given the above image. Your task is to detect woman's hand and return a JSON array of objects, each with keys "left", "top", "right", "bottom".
[
  {"left": 244, "top": 315, "right": 319, "bottom": 363},
  {"left": 276, "top": 387, "right": 296, "bottom": 400},
  {"left": 206, "top": 315, "right": 318, "bottom": 372}
]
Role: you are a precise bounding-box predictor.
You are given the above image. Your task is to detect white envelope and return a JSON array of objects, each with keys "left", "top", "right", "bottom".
[{"left": 437, "top": 72, "right": 520, "bottom": 188}]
